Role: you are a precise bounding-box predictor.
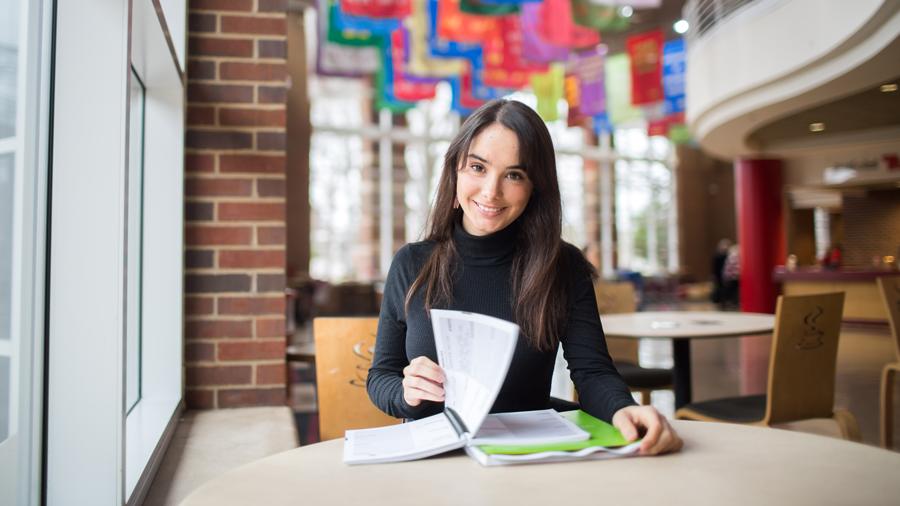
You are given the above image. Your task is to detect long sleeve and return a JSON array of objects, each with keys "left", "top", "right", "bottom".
[
  {"left": 560, "top": 248, "right": 637, "bottom": 422},
  {"left": 366, "top": 245, "right": 442, "bottom": 419}
]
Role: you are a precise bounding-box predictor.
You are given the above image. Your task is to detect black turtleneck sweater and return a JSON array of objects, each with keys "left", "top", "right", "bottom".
[{"left": 367, "top": 222, "right": 636, "bottom": 423}]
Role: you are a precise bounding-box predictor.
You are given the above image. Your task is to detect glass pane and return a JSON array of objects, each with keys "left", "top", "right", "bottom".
[
  {"left": 125, "top": 68, "right": 145, "bottom": 412},
  {"left": 0, "top": 0, "right": 17, "bottom": 139},
  {"left": 0, "top": 356, "right": 8, "bottom": 440},
  {"left": 0, "top": 0, "right": 19, "bottom": 450},
  {"left": 0, "top": 153, "right": 12, "bottom": 343}
]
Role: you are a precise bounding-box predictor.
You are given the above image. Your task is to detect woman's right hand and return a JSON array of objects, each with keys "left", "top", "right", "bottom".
[{"left": 402, "top": 356, "right": 445, "bottom": 406}]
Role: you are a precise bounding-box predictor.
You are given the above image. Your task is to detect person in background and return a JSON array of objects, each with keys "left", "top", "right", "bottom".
[
  {"left": 711, "top": 238, "right": 732, "bottom": 306},
  {"left": 721, "top": 244, "right": 741, "bottom": 309},
  {"left": 367, "top": 99, "right": 681, "bottom": 455}
]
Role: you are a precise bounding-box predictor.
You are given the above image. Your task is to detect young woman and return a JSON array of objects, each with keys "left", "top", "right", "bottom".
[{"left": 367, "top": 99, "right": 681, "bottom": 455}]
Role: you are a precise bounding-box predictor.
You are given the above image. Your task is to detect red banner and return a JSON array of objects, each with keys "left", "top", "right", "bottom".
[
  {"left": 482, "top": 16, "right": 548, "bottom": 88},
  {"left": 340, "top": 0, "right": 411, "bottom": 18},
  {"left": 437, "top": 0, "right": 500, "bottom": 43},
  {"left": 538, "top": 0, "right": 601, "bottom": 48},
  {"left": 626, "top": 29, "right": 663, "bottom": 105}
]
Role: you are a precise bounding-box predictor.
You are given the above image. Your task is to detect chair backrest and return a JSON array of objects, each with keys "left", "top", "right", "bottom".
[
  {"left": 594, "top": 281, "right": 639, "bottom": 363},
  {"left": 765, "top": 292, "right": 845, "bottom": 425},
  {"left": 876, "top": 277, "right": 900, "bottom": 361},
  {"left": 313, "top": 317, "right": 400, "bottom": 440}
]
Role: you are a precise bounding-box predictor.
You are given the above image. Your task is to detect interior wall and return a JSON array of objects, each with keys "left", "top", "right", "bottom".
[
  {"left": 782, "top": 139, "right": 900, "bottom": 186},
  {"left": 286, "top": 11, "right": 311, "bottom": 280},
  {"left": 676, "top": 145, "right": 737, "bottom": 281},
  {"left": 842, "top": 189, "right": 900, "bottom": 267}
]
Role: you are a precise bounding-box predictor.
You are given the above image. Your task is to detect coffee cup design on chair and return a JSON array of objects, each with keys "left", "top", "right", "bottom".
[{"left": 797, "top": 306, "right": 825, "bottom": 350}]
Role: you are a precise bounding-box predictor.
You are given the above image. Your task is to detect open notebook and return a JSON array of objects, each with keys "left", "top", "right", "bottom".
[{"left": 343, "top": 310, "right": 591, "bottom": 465}]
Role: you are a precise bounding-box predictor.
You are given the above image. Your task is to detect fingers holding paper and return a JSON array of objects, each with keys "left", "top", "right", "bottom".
[
  {"left": 612, "top": 405, "right": 683, "bottom": 456},
  {"left": 402, "top": 356, "right": 446, "bottom": 406}
]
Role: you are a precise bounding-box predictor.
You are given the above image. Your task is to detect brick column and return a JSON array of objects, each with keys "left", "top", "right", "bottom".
[{"left": 184, "top": 0, "right": 289, "bottom": 409}]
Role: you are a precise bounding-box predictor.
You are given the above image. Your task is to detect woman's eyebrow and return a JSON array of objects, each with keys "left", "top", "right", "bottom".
[{"left": 467, "top": 153, "right": 525, "bottom": 171}]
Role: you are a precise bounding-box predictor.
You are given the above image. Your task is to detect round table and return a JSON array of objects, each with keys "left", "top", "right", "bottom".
[
  {"left": 600, "top": 311, "right": 776, "bottom": 409},
  {"left": 181, "top": 421, "right": 900, "bottom": 506}
]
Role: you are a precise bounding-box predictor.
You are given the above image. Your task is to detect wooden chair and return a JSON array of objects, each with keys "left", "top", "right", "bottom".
[
  {"left": 676, "top": 292, "right": 860, "bottom": 441},
  {"left": 595, "top": 281, "right": 673, "bottom": 405},
  {"left": 877, "top": 277, "right": 900, "bottom": 449},
  {"left": 313, "top": 317, "right": 400, "bottom": 441}
]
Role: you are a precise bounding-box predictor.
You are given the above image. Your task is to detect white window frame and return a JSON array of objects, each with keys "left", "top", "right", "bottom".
[
  {"left": 46, "top": 0, "right": 185, "bottom": 504},
  {"left": 0, "top": 0, "right": 52, "bottom": 504}
]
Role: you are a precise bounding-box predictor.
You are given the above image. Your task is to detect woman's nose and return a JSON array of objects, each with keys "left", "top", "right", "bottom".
[{"left": 480, "top": 176, "right": 502, "bottom": 199}]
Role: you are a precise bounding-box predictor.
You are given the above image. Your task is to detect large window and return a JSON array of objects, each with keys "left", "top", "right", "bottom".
[
  {"left": 0, "top": 0, "right": 51, "bottom": 504},
  {"left": 45, "top": 1, "right": 185, "bottom": 503},
  {"left": 0, "top": 0, "right": 20, "bottom": 449},
  {"left": 614, "top": 126, "right": 675, "bottom": 274},
  {"left": 126, "top": 66, "right": 146, "bottom": 414}
]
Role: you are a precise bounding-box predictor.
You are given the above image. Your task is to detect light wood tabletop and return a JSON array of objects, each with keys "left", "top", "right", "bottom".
[
  {"left": 600, "top": 311, "right": 775, "bottom": 339},
  {"left": 600, "top": 311, "right": 775, "bottom": 408},
  {"left": 181, "top": 420, "right": 900, "bottom": 506}
]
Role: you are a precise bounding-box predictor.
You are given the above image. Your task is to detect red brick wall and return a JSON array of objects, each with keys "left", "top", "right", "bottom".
[{"left": 184, "top": 0, "right": 288, "bottom": 408}]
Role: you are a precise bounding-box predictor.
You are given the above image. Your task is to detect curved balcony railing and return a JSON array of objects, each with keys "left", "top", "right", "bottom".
[{"left": 683, "top": 0, "right": 764, "bottom": 40}]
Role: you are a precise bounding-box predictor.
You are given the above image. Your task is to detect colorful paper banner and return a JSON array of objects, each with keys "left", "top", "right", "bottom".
[
  {"left": 572, "top": 45, "right": 606, "bottom": 116},
  {"left": 626, "top": 29, "right": 663, "bottom": 105},
  {"left": 538, "top": 0, "right": 601, "bottom": 48},
  {"left": 460, "top": 0, "right": 519, "bottom": 15},
  {"left": 316, "top": 0, "right": 380, "bottom": 77},
  {"left": 340, "top": 0, "right": 411, "bottom": 18},
  {"left": 571, "top": 0, "right": 630, "bottom": 31},
  {"left": 437, "top": 0, "right": 501, "bottom": 44},
  {"left": 390, "top": 28, "right": 440, "bottom": 101},
  {"left": 604, "top": 53, "right": 642, "bottom": 125},
  {"left": 520, "top": 3, "right": 569, "bottom": 63},
  {"left": 427, "top": 0, "right": 483, "bottom": 60},
  {"left": 407, "top": 0, "right": 467, "bottom": 78},
  {"left": 662, "top": 38, "right": 685, "bottom": 115},
  {"left": 531, "top": 64, "right": 564, "bottom": 121}
]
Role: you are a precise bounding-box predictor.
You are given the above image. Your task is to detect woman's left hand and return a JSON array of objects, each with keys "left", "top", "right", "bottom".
[{"left": 611, "top": 405, "right": 683, "bottom": 456}]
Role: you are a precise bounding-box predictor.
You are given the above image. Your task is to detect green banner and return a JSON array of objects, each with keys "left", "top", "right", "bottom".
[
  {"left": 459, "top": 0, "right": 519, "bottom": 15},
  {"left": 571, "top": 0, "right": 630, "bottom": 31},
  {"left": 604, "top": 53, "right": 642, "bottom": 126}
]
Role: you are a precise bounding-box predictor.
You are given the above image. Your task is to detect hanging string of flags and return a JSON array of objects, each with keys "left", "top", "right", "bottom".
[{"left": 315, "top": 0, "right": 689, "bottom": 141}]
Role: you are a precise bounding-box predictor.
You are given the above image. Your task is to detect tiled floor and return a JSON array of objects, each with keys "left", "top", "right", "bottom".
[{"left": 289, "top": 308, "right": 900, "bottom": 451}]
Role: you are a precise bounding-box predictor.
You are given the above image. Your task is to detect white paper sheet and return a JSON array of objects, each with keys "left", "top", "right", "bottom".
[
  {"left": 343, "top": 413, "right": 465, "bottom": 465},
  {"left": 469, "top": 409, "right": 589, "bottom": 446},
  {"left": 430, "top": 310, "right": 519, "bottom": 436}
]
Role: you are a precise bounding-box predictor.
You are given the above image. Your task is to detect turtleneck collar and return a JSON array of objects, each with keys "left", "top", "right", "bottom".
[{"left": 452, "top": 217, "right": 519, "bottom": 266}]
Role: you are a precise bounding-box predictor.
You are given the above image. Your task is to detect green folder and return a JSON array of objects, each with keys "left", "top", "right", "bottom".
[{"left": 478, "top": 410, "right": 634, "bottom": 455}]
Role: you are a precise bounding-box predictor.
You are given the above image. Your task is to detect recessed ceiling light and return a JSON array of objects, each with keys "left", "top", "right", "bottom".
[
  {"left": 809, "top": 122, "right": 826, "bottom": 132},
  {"left": 880, "top": 83, "right": 898, "bottom": 93},
  {"left": 620, "top": 5, "right": 633, "bottom": 18},
  {"left": 674, "top": 19, "right": 690, "bottom": 34}
]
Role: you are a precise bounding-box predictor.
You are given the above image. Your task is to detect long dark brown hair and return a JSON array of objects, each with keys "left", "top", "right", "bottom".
[{"left": 405, "top": 99, "right": 567, "bottom": 351}]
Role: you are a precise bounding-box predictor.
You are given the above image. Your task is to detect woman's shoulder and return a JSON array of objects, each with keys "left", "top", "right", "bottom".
[
  {"left": 391, "top": 240, "right": 437, "bottom": 270},
  {"left": 558, "top": 241, "right": 595, "bottom": 279}
]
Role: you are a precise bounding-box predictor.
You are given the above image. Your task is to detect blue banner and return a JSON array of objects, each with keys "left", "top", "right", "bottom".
[
  {"left": 662, "top": 38, "right": 685, "bottom": 115},
  {"left": 592, "top": 112, "right": 612, "bottom": 135}
]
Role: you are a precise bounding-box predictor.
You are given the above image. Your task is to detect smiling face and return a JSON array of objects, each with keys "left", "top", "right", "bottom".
[{"left": 456, "top": 122, "right": 533, "bottom": 236}]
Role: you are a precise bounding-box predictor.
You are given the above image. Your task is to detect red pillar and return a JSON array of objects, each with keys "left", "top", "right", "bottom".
[
  {"left": 735, "top": 158, "right": 784, "bottom": 312},
  {"left": 735, "top": 158, "right": 784, "bottom": 394}
]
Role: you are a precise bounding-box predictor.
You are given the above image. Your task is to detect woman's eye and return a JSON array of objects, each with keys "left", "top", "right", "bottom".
[
  {"left": 470, "top": 164, "right": 485, "bottom": 172},
  {"left": 507, "top": 172, "right": 525, "bottom": 181}
]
